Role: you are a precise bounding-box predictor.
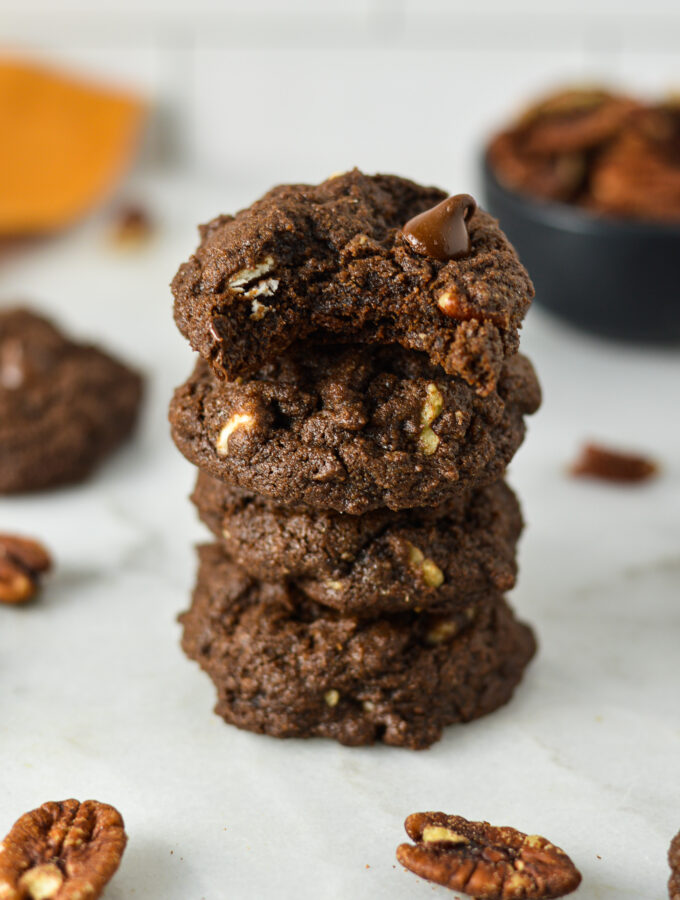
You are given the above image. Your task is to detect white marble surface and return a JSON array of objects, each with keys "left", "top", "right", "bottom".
[{"left": 1, "top": 174, "right": 679, "bottom": 899}]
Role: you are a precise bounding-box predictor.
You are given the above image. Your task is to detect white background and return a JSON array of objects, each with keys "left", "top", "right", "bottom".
[
  {"left": 0, "top": 2, "right": 679, "bottom": 898},
  {"left": 2, "top": 0, "right": 680, "bottom": 185}
]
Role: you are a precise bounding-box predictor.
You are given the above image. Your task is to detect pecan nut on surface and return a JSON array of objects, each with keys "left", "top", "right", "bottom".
[
  {"left": 0, "top": 799, "right": 127, "bottom": 899},
  {"left": 0, "top": 534, "right": 52, "bottom": 604},
  {"left": 396, "top": 812, "right": 581, "bottom": 899},
  {"left": 669, "top": 829, "right": 680, "bottom": 900},
  {"left": 569, "top": 442, "right": 658, "bottom": 483}
]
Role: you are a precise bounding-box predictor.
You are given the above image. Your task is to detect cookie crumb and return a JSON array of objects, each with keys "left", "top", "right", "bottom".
[{"left": 110, "top": 203, "right": 154, "bottom": 248}]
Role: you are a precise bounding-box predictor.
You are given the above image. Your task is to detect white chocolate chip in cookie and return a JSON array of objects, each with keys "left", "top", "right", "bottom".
[
  {"left": 418, "top": 426, "right": 440, "bottom": 455},
  {"left": 426, "top": 620, "right": 458, "bottom": 645},
  {"left": 325, "top": 580, "right": 344, "bottom": 591},
  {"left": 421, "top": 558, "right": 444, "bottom": 587},
  {"left": 216, "top": 412, "right": 254, "bottom": 456},
  {"left": 407, "top": 543, "right": 425, "bottom": 567}
]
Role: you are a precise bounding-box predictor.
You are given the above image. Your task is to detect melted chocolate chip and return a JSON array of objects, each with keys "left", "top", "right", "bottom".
[{"left": 401, "top": 194, "right": 477, "bottom": 262}]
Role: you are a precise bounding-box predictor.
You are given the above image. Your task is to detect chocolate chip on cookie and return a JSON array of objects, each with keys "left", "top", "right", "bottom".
[{"left": 172, "top": 170, "right": 534, "bottom": 396}]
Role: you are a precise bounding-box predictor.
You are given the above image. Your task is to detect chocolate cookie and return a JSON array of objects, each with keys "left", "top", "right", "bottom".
[
  {"left": 192, "top": 473, "right": 523, "bottom": 615},
  {"left": 172, "top": 170, "right": 534, "bottom": 396},
  {"left": 169, "top": 342, "right": 540, "bottom": 514},
  {"left": 180, "top": 544, "right": 537, "bottom": 749},
  {"left": 0, "top": 308, "right": 143, "bottom": 493}
]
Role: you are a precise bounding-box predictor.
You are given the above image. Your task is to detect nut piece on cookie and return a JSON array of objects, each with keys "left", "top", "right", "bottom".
[
  {"left": 0, "top": 533, "right": 52, "bottom": 604},
  {"left": 418, "top": 383, "right": 444, "bottom": 455},
  {"left": 0, "top": 799, "right": 127, "bottom": 900},
  {"left": 191, "top": 474, "right": 524, "bottom": 615},
  {"left": 396, "top": 812, "right": 581, "bottom": 899},
  {"left": 426, "top": 619, "right": 463, "bottom": 645},
  {"left": 180, "top": 545, "right": 537, "bottom": 749},
  {"left": 170, "top": 345, "right": 541, "bottom": 515}
]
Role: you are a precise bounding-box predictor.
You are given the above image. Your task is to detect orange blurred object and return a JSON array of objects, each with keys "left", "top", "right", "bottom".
[{"left": 0, "top": 58, "right": 145, "bottom": 235}]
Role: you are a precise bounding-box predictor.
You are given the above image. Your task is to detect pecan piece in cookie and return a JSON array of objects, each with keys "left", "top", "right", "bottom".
[
  {"left": 669, "top": 829, "right": 680, "bottom": 900},
  {"left": 397, "top": 812, "right": 581, "bottom": 899},
  {"left": 0, "top": 799, "right": 127, "bottom": 899},
  {"left": 0, "top": 534, "right": 52, "bottom": 604}
]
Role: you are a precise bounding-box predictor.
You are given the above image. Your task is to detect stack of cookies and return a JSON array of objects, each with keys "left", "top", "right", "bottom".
[{"left": 169, "top": 170, "right": 541, "bottom": 749}]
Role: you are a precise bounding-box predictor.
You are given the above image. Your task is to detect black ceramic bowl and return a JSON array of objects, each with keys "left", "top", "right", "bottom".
[{"left": 481, "top": 156, "right": 680, "bottom": 343}]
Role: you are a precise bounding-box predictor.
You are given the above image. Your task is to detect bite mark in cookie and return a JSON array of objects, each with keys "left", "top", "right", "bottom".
[{"left": 172, "top": 170, "right": 534, "bottom": 395}]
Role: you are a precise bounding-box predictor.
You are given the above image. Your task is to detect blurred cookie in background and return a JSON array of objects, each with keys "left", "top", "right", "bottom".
[{"left": 0, "top": 307, "right": 143, "bottom": 493}]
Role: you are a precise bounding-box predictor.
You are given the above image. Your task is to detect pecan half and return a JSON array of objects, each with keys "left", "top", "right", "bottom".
[
  {"left": 570, "top": 442, "right": 658, "bottom": 483},
  {"left": 669, "top": 829, "right": 680, "bottom": 900},
  {"left": 396, "top": 812, "right": 581, "bottom": 899},
  {"left": 0, "top": 534, "right": 52, "bottom": 604},
  {"left": 0, "top": 799, "right": 127, "bottom": 899}
]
